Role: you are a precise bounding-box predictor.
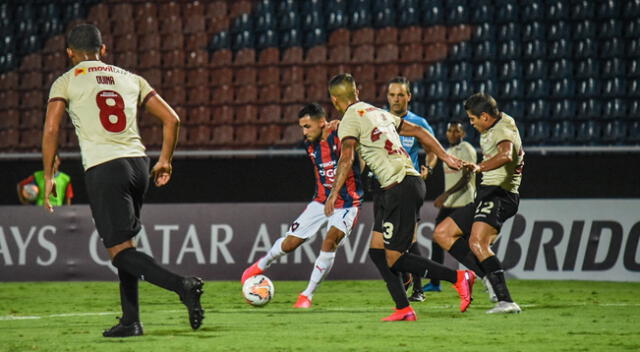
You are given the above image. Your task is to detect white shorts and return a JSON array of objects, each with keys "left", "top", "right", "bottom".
[{"left": 287, "top": 201, "right": 360, "bottom": 240}]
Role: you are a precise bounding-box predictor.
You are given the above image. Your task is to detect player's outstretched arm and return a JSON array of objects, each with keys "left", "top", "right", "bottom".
[
  {"left": 324, "top": 137, "right": 358, "bottom": 217},
  {"left": 399, "top": 120, "right": 462, "bottom": 171},
  {"left": 144, "top": 94, "right": 181, "bottom": 187},
  {"left": 41, "top": 100, "right": 65, "bottom": 213},
  {"left": 469, "top": 140, "right": 514, "bottom": 174}
]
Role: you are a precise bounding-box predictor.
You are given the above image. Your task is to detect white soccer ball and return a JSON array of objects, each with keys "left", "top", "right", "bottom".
[
  {"left": 242, "top": 275, "right": 274, "bottom": 307},
  {"left": 22, "top": 184, "right": 39, "bottom": 202}
]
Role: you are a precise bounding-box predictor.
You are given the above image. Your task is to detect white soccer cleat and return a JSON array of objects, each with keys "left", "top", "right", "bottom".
[
  {"left": 482, "top": 276, "right": 498, "bottom": 303},
  {"left": 486, "top": 301, "right": 522, "bottom": 314}
]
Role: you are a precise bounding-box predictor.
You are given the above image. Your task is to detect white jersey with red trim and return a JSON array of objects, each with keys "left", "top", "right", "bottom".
[{"left": 48, "top": 60, "right": 154, "bottom": 170}]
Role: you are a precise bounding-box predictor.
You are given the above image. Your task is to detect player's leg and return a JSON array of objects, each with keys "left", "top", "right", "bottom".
[
  {"left": 102, "top": 268, "right": 143, "bottom": 338},
  {"left": 407, "top": 235, "right": 425, "bottom": 302},
  {"left": 424, "top": 208, "right": 451, "bottom": 292},
  {"left": 385, "top": 177, "right": 475, "bottom": 313},
  {"left": 242, "top": 202, "right": 324, "bottom": 282},
  {"left": 89, "top": 158, "right": 204, "bottom": 332}
]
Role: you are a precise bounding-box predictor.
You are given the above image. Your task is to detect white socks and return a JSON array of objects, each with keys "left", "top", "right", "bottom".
[
  {"left": 258, "top": 237, "right": 286, "bottom": 270},
  {"left": 302, "top": 251, "right": 336, "bottom": 299}
]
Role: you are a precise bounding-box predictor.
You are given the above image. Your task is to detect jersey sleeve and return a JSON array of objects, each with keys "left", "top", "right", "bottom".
[
  {"left": 48, "top": 75, "right": 69, "bottom": 104},
  {"left": 338, "top": 109, "right": 361, "bottom": 141},
  {"left": 389, "top": 112, "right": 403, "bottom": 130},
  {"left": 137, "top": 75, "right": 157, "bottom": 107},
  {"left": 493, "top": 125, "right": 517, "bottom": 146},
  {"left": 416, "top": 117, "right": 434, "bottom": 136}
]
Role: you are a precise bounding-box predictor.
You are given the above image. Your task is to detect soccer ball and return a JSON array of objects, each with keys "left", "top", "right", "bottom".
[
  {"left": 22, "top": 184, "right": 39, "bottom": 202},
  {"left": 242, "top": 275, "right": 274, "bottom": 307}
]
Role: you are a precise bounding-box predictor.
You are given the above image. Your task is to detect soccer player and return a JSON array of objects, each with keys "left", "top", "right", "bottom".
[
  {"left": 241, "top": 103, "right": 363, "bottom": 309},
  {"left": 433, "top": 93, "right": 524, "bottom": 314},
  {"left": 325, "top": 74, "right": 475, "bottom": 321},
  {"left": 424, "top": 120, "right": 478, "bottom": 293},
  {"left": 385, "top": 76, "right": 437, "bottom": 302},
  {"left": 17, "top": 154, "right": 74, "bottom": 206},
  {"left": 41, "top": 24, "right": 204, "bottom": 337}
]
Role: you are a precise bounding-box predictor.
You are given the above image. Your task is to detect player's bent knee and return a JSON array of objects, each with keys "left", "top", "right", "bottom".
[{"left": 107, "top": 240, "right": 136, "bottom": 260}]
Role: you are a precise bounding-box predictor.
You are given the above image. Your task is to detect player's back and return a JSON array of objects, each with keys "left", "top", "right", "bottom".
[{"left": 49, "top": 61, "right": 151, "bottom": 170}]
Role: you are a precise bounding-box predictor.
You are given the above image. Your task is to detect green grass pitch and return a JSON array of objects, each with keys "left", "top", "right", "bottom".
[{"left": 1, "top": 280, "right": 639, "bottom": 352}]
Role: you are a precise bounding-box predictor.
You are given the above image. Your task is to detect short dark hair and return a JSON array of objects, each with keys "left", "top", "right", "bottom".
[
  {"left": 464, "top": 92, "right": 500, "bottom": 118},
  {"left": 67, "top": 24, "right": 103, "bottom": 52},
  {"left": 387, "top": 76, "right": 411, "bottom": 94},
  {"left": 298, "top": 103, "right": 326, "bottom": 120},
  {"left": 447, "top": 119, "right": 464, "bottom": 129}
]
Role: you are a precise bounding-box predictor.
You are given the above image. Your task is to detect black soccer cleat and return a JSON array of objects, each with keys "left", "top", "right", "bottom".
[
  {"left": 408, "top": 290, "right": 426, "bottom": 302},
  {"left": 102, "top": 319, "right": 144, "bottom": 338},
  {"left": 180, "top": 277, "right": 205, "bottom": 330}
]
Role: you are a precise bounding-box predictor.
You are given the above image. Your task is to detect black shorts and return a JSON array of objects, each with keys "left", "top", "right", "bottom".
[
  {"left": 449, "top": 185, "right": 519, "bottom": 235},
  {"left": 85, "top": 157, "right": 150, "bottom": 248},
  {"left": 380, "top": 175, "right": 426, "bottom": 252},
  {"left": 435, "top": 206, "right": 461, "bottom": 226}
]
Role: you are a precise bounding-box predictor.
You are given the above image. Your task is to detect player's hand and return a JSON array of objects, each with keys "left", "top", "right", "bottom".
[
  {"left": 442, "top": 154, "right": 463, "bottom": 171},
  {"left": 324, "top": 194, "right": 337, "bottom": 217},
  {"left": 151, "top": 160, "right": 172, "bottom": 187},
  {"left": 43, "top": 177, "right": 57, "bottom": 213},
  {"left": 420, "top": 165, "right": 430, "bottom": 180},
  {"left": 434, "top": 193, "right": 448, "bottom": 208},
  {"left": 327, "top": 119, "right": 341, "bottom": 131},
  {"left": 464, "top": 163, "right": 481, "bottom": 174}
]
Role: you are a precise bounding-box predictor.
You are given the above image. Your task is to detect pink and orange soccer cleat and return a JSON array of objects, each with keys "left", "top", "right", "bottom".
[
  {"left": 381, "top": 306, "right": 417, "bottom": 322},
  {"left": 241, "top": 259, "right": 264, "bottom": 284},
  {"left": 293, "top": 294, "right": 312, "bottom": 308},
  {"left": 453, "top": 270, "right": 476, "bottom": 312}
]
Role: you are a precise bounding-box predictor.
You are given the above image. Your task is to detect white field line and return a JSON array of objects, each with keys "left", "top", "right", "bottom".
[{"left": 2, "top": 302, "right": 640, "bottom": 322}]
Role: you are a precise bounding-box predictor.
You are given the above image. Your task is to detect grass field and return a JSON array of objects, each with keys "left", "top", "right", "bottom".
[{"left": 1, "top": 279, "right": 639, "bottom": 352}]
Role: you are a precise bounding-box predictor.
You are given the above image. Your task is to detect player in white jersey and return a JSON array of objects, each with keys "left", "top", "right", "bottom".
[
  {"left": 433, "top": 93, "right": 524, "bottom": 314},
  {"left": 41, "top": 24, "right": 204, "bottom": 337},
  {"left": 325, "top": 74, "right": 476, "bottom": 322}
]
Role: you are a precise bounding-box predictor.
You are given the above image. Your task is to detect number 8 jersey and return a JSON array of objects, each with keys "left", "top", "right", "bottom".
[{"left": 48, "top": 60, "right": 154, "bottom": 170}]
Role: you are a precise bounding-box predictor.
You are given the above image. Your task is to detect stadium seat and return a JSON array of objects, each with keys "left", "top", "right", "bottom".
[
  {"left": 305, "top": 46, "right": 327, "bottom": 64},
  {"left": 352, "top": 64, "right": 375, "bottom": 82},
  {"left": 139, "top": 69, "right": 161, "bottom": 89},
  {"left": 625, "top": 18, "right": 640, "bottom": 39},
  {"left": 212, "top": 105, "right": 234, "bottom": 125},
  {"left": 210, "top": 125, "right": 234, "bottom": 146},
  {"left": 0, "top": 109, "right": 19, "bottom": 129},
  {"left": 211, "top": 85, "right": 234, "bottom": 105},
  {"left": 398, "top": 6, "right": 420, "bottom": 27},
  {"left": 235, "top": 67, "right": 257, "bottom": 86},
  {"left": 258, "top": 105, "right": 282, "bottom": 123},
  {"left": 627, "top": 38, "right": 640, "bottom": 58},
  {"left": 234, "top": 48, "right": 256, "bottom": 66},
  {"left": 474, "top": 79, "right": 497, "bottom": 96},
  {"left": 576, "top": 78, "right": 600, "bottom": 98},
  {"left": 549, "top": 39, "right": 573, "bottom": 60},
  {"left": 525, "top": 99, "right": 550, "bottom": 120},
  {"left": 256, "top": 12, "right": 277, "bottom": 33},
  {"left": 163, "top": 68, "right": 185, "bottom": 88},
  {"left": 549, "top": 120, "right": 575, "bottom": 145},
  {"left": 549, "top": 59, "right": 573, "bottom": 79},
  {"left": 422, "top": 2, "right": 445, "bottom": 25},
  {"left": 236, "top": 85, "right": 258, "bottom": 104},
  {"left": 424, "top": 42, "right": 448, "bottom": 62},
  {"left": 256, "top": 124, "right": 283, "bottom": 146},
  {"left": 138, "top": 50, "right": 161, "bottom": 69},
  {"left": 256, "top": 29, "right": 278, "bottom": 50},
  {"left": 282, "top": 83, "right": 305, "bottom": 103},
  {"left": 547, "top": 21, "right": 570, "bottom": 41},
  {"left": 139, "top": 33, "right": 161, "bottom": 52},
  {"left": 426, "top": 101, "right": 450, "bottom": 122},
  {"left": 497, "top": 40, "right": 521, "bottom": 60},
  {"left": 602, "top": 78, "right": 626, "bottom": 97},
  {"left": 280, "top": 28, "right": 302, "bottom": 48},
  {"left": 471, "top": 3, "right": 492, "bottom": 24},
  {"left": 526, "top": 120, "right": 550, "bottom": 146},
  {"left": 425, "top": 81, "right": 449, "bottom": 101},
  {"left": 627, "top": 120, "right": 640, "bottom": 144},
  {"left": 187, "top": 106, "right": 211, "bottom": 126},
  {"left": 375, "top": 44, "right": 399, "bottom": 63},
  {"left": 304, "top": 65, "right": 328, "bottom": 84},
  {"left": 603, "top": 98, "right": 627, "bottom": 119},
  {"left": 601, "top": 37, "right": 624, "bottom": 59},
  {"left": 576, "top": 99, "right": 602, "bottom": 120},
  {"left": 448, "top": 41, "right": 471, "bottom": 61},
  {"left": 499, "top": 79, "right": 524, "bottom": 99},
  {"left": 357, "top": 81, "right": 376, "bottom": 102},
  {"left": 232, "top": 30, "right": 255, "bottom": 51},
  {"left": 401, "top": 63, "right": 424, "bottom": 81},
  {"left": 235, "top": 105, "right": 259, "bottom": 124},
  {"left": 328, "top": 45, "right": 350, "bottom": 63},
  {"left": 160, "top": 16, "right": 182, "bottom": 35},
  {"left": 282, "top": 65, "right": 304, "bottom": 84},
  {"left": 161, "top": 33, "right": 184, "bottom": 51},
  {"left": 496, "top": 2, "right": 518, "bottom": 23},
  {"left": 446, "top": 4, "right": 469, "bottom": 25},
  {"left": 257, "top": 66, "right": 280, "bottom": 86},
  {"left": 500, "top": 60, "right": 524, "bottom": 80},
  {"left": 258, "top": 84, "right": 281, "bottom": 104},
  {"left": 473, "top": 41, "right": 496, "bottom": 62},
  {"left": 473, "top": 61, "right": 497, "bottom": 81},
  {"left": 502, "top": 100, "right": 524, "bottom": 120},
  {"left": 328, "top": 28, "right": 350, "bottom": 46},
  {"left": 162, "top": 50, "right": 184, "bottom": 68},
  {"left": 629, "top": 79, "right": 640, "bottom": 98},
  {"left": 551, "top": 79, "right": 577, "bottom": 100},
  {"left": 550, "top": 99, "right": 576, "bottom": 120},
  {"left": 277, "top": 123, "right": 303, "bottom": 145},
  {"left": 399, "top": 43, "right": 424, "bottom": 63},
  {"left": 576, "top": 58, "right": 600, "bottom": 79},
  {"left": 424, "top": 62, "right": 448, "bottom": 81},
  {"left": 522, "top": 22, "right": 545, "bottom": 41},
  {"left": 327, "top": 10, "right": 349, "bottom": 31},
  {"left": 209, "top": 31, "right": 230, "bottom": 51},
  {"left": 423, "top": 25, "right": 446, "bottom": 44},
  {"left": 574, "top": 20, "right": 596, "bottom": 40},
  {"left": 398, "top": 26, "right": 422, "bottom": 44},
  {"left": 599, "top": 19, "right": 622, "bottom": 39},
  {"left": 185, "top": 68, "right": 209, "bottom": 88},
  {"left": 233, "top": 125, "right": 259, "bottom": 147},
  {"left": 114, "top": 51, "right": 138, "bottom": 70},
  {"left": 138, "top": 16, "right": 159, "bottom": 35},
  {"left": 450, "top": 61, "right": 472, "bottom": 81},
  {"left": 571, "top": 0, "right": 595, "bottom": 20},
  {"left": 523, "top": 40, "right": 546, "bottom": 60},
  {"left": 522, "top": 1, "right": 544, "bottom": 22},
  {"left": 162, "top": 86, "right": 186, "bottom": 106},
  {"left": 375, "top": 27, "right": 398, "bottom": 45},
  {"left": 525, "top": 79, "right": 549, "bottom": 99},
  {"left": 450, "top": 80, "right": 473, "bottom": 100},
  {"left": 602, "top": 120, "right": 627, "bottom": 144},
  {"left": 42, "top": 35, "right": 65, "bottom": 54},
  {"left": 576, "top": 120, "right": 601, "bottom": 144}
]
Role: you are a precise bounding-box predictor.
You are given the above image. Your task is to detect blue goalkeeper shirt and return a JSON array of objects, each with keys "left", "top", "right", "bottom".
[{"left": 399, "top": 111, "right": 434, "bottom": 170}]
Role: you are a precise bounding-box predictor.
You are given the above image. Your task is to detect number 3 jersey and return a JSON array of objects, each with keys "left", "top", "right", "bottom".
[
  {"left": 48, "top": 60, "right": 154, "bottom": 170},
  {"left": 305, "top": 128, "right": 363, "bottom": 208},
  {"left": 338, "top": 101, "right": 419, "bottom": 188}
]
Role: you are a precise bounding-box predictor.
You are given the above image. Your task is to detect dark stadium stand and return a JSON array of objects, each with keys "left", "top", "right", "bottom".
[{"left": 0, "top": 0, "right": 639, "bottom": 152}]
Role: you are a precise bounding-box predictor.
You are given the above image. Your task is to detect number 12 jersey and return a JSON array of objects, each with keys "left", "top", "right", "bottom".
[{"left": 48, "top": 60, "right": 155, "bottom": 170}]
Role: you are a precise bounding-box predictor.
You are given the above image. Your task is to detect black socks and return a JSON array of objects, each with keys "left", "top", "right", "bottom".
[
  {"left": 407, "top": 242, "right": 423, "bottom": 290},
  {"left": 429, "top": 240, "right": 445, "bottom": 285},
  {"left": 392, "top": 253, "right": 457, "bottom": 284},
  {"left": 112, "top": 248, "right": 184, "bottom": 296},
  {"left": 481, "top": 255, "right": 513, "bottom": 302},
  {"left": 448, "top": 237, "right": 486, "bottom": 278},
  {"left": 118, "top": 269, "right": 139, "bottom": 325},
  {"left": 369, "top": 248, "right": 409, "bottom": 309}
]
